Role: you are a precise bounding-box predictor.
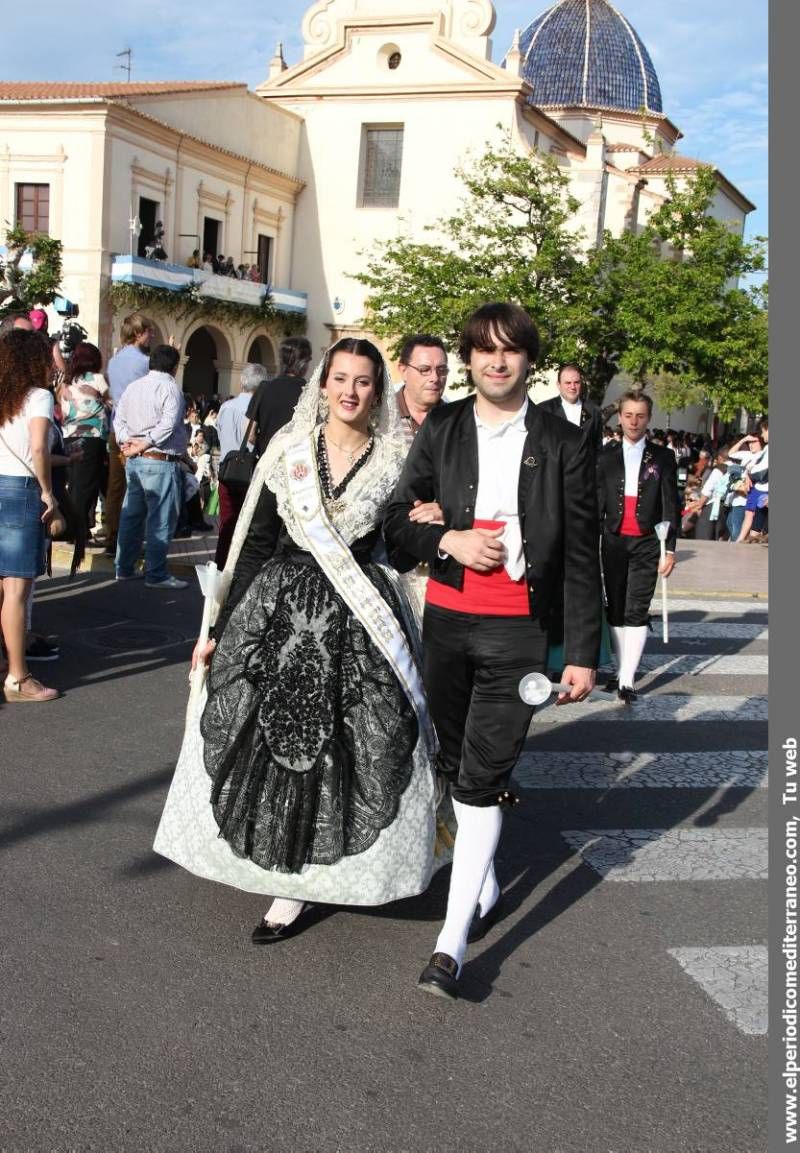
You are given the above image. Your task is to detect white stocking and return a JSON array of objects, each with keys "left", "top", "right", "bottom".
[
  {"left": 618, "top": 625, "right": 648, "bottom": 689},
  {"left": 610, "top": 625, "right": 625, "bottom": 677},
  {"left": 451, "top": 799, "right": 500, "bottom": 917},
  {"left": 264, "top": 897, "right": 305, "bottom": 927},
  {"left": 478, "top": 860, "right": 500, "bottom": 917},
  {"left": 435, "top": 799, "right": 503, "bottom": 971}
]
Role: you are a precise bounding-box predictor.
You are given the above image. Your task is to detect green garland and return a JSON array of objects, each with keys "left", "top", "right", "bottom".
[{"left": 106, "top": 281, "right": 306, "bottom": 336}]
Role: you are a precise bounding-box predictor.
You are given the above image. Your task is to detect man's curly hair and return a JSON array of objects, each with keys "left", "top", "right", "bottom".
[{"left": 0, "top": 328, "right": 52, "bottom": 426}]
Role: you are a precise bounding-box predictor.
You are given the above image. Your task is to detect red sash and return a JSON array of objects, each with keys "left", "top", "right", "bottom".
[
  {"left": 425, "top": 519, "right": 530, "bottom": 616},
  {"left": 620, "top": 495, "right": 643, "bottom": 537}
]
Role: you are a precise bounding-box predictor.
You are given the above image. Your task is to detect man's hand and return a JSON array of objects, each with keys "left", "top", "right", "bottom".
[
  {"left": 439, "top": 527, "right": 504, "bottom": 572},
  {"left": 121, "top": 438, "right": 150, "bottom": 458},
  {"left": 168, "top": 334, "right": 181, "bottom": 352},
  {"left": 408, "top": 499, "right": 444, "bottom": 525},
  {"left": 556, "top": 666, "right": 595, "bottom": 705},
  {"left": 658, "top": 552, "right": 676, "bottom": 578}
]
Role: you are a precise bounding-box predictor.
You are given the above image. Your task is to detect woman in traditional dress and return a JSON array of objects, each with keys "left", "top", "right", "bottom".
[{"left": 154, "top": 338, "right": 448, "bottom": 940}]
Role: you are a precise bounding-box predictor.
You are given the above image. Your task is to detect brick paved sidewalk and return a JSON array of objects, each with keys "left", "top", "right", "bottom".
[{"left": 52, "top": 526, "right": 768, "bottom": 599}]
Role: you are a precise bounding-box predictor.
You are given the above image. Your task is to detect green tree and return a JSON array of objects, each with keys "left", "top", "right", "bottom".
[
  {"left": 357, "top": 138, "right": 768, "bottom": 417},
  {"left": 357, "top": 133, "right": 583, "bottom": 378},
  {"left": 0, "top": 223, "right": 63, "bottom": 315}
]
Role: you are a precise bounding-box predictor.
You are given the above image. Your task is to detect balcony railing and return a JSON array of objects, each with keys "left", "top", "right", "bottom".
[{"left": 110, "top": 255, "right": 307, "bottom": 315}]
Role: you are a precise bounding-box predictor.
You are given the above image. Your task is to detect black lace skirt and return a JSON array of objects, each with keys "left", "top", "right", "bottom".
[{"left": 201, "top": 555, "right": 418, "bottom": 874}]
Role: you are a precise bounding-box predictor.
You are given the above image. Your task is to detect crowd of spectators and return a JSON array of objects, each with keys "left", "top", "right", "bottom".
[
  {"left": 0, "top": 305, "right": 770, "bottom": 701},
  {"left": 185, "top": 250, "right": 262, "bottom": 282}
]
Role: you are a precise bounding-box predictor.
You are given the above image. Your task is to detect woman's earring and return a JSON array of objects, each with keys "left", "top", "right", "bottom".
[{"left": 319, "top": 392, "right": 330, "bottom": 421}]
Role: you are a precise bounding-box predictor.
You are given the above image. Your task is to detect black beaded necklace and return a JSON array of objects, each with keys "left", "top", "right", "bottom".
[{"left": 317, "top": 424, "right": 375, "bottom": 502}]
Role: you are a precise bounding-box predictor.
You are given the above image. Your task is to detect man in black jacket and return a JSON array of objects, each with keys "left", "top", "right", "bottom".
[
  {"left": 597, "top": 391, "right": 679, "bottom": 703},
  {"left": 536, "top": 362, "right": 603, "bottom": 455},
  {"left": 384, "top": 303, "right": 601, "bottom": 1000}
]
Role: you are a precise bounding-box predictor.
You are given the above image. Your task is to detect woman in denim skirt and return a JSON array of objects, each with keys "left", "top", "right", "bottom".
[{"left": 0, "top": 329, "right": 59, "bottom": 702}]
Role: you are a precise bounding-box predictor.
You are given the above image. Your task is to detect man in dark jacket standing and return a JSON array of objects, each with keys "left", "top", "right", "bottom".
[
  {"left": 384, "top": 303, "right": 601, "bottom": 1000},
  {"left": 536, "top": 362, "right": 603, "bottom": 455},
  {"left": 597, "top": 391, "right": 679, "bottom": 703}
]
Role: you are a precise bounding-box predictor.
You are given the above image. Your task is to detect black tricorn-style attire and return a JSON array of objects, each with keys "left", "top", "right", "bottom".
[
  {"left": 597, "top": 437, "right": 679, "bottom": 693},
  {"left": 536, "top": 394, "right": 604, "bottom": 456},
  {"left": 384, "top": 394, "right": 601, "bottom": 986}
]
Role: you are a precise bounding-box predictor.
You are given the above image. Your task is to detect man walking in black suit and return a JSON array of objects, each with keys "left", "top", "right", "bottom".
[
  {"left": 597, "top": 391, "right": 679, "bottom": 703},
  {"left": 384, "top": 303, "right": 601, "bottom": 1000},
  {"left": 536, "top": 362, "right": 603, "bottom": 455}
]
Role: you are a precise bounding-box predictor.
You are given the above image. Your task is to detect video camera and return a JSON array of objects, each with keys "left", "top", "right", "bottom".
[{"left": 54, "top": 319, "right": 88, "bottom": 356}]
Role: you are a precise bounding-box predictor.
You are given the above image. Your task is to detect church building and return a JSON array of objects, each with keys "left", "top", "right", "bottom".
[{"left": 0, "top": 0, "right": 755, "bottom": 424}]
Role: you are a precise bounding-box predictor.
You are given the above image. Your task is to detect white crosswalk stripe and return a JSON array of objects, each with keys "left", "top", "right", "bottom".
[
  {"left": 607, "top": 653, "right": 768, "bottom": 676},
  {"left": 667, "top": 947, "right": 768, "bottom": 1036},
  {"left": 530, "top": 693, "right": 767, "bottom": 724},
  {"left": 514, "top": 749, "right": 767, "bottom": 790},
  {"left": 560, "top": 828, "right": 767, "bottom": 881},
  {"left": 521, "top": 598, "right": 768, "bottom": 1036},
  {"left": 651, "top": 621, "right": 767, "bottom": 640},
  {"left": 651, "top": 597, "right": 768, "bottom": 614}
]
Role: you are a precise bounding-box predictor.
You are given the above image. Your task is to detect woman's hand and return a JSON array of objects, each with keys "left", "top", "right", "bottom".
[
  {"left": 40, "top": 490, "right": 58, "bottom": 524},
  {"left": 192, "top": 638, "right": 216, "bottom": 671},
  {"left": 408, "top": 499, "right": 444, "bottom": 525}
]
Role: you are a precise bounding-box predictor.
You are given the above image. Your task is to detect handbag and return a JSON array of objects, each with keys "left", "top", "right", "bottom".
[{"left": 217, "top": 419, "right": 257, "bottom": 493}]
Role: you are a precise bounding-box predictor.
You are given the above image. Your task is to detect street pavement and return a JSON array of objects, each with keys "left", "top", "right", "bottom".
[{"left": 0, "top": 552, "right": 767, "bottom": 1153}]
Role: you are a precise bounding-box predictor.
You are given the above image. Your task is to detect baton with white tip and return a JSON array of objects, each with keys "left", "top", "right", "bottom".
[
  {"left": 654, "top": 521, "right": 671, "bottom": 644},
  {"left": 189, "top": 561, "right": 223, "bottom": 703}
]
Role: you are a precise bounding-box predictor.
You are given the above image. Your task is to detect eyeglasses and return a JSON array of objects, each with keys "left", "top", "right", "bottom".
[{"left": 406, "top": 364, "right": 449, "bottom": 379}]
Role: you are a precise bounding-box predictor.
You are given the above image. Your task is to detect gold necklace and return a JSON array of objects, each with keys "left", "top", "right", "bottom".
[{"left": 324, "top": 427, "right": 371, "bottom": 465}]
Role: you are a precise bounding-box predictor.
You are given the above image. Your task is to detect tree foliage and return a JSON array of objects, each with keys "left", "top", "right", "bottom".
[
  {"left": 357, "top": 134, "right": 583, "bottom": 378},
  {"left": 357, "top": 137, "right": 768, "bottom": 417},
  {"left": 0, "top": 223, "right": 63, "bottom": 314}
]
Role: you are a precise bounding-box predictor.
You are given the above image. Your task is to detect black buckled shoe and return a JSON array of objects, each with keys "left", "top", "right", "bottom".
[
  {"left": 467, "top": 893, "right": 506, "bottom": 943},
  {"left": 251, "top": 906, "right": 308, "bottom": 944},
  {"left": 618, "top": 686, "right": 638, "bottom": 705},
  {"left": 417, "top": 952, "right": 459, "bottom": 1000}
]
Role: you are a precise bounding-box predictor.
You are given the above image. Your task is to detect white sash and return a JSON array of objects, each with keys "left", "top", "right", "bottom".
[{"left": 283, "top": 436, "right": 435, "bottom": 758}]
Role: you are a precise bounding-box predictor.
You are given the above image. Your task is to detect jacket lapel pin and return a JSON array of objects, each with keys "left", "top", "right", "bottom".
[{"left": 524, "top": 456, "right": 538, "bottom": 468}]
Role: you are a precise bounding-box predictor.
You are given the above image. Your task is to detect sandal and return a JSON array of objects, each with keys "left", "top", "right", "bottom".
[{"left": 4, "top": 673, "right": 60, "bottom": 703}]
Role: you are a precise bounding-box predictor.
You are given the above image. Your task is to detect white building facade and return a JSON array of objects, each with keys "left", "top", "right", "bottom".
[{"left": 0, "top": 0, "right": 756, "bottom": 424}]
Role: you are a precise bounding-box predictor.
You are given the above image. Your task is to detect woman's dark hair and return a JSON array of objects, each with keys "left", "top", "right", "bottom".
[
  {"left": 65, "top": 341, "right": 103, "bottom": 383},
  {"left": 279, "top": 337, "right": 313, "bottom": 376},
  {"left": 457, "top": 302, "right": 539, "bottom": 366},
  {"left": 149, "top": 345, "right": 181, "bottom": 376},
  {"left": 320, "top": 338, "right": 385, "bottom": 403},
  {"left": 0, "top": 328, "right": 52, "bottom": 425}
]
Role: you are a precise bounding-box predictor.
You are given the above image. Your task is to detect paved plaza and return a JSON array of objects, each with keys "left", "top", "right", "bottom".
[{"left": 1, "top": 543, "right": 768, "bottom": 1152}]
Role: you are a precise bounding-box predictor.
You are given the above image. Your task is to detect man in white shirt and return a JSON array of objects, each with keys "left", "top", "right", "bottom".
[
  {"left": 214, "top": 363, "right": 268, "bottom": 567},
  {"left": 596, "top": 392, "right": 679, "bottom": 701},
  {"left": 536, "top": 362, "right": 603, "bottom": 455},
  {"left": 385, "top": 303, "right": 601, "bottom": 1000},
  {"left": 104, "top": 313, "right": 155, "bottom": 557}
]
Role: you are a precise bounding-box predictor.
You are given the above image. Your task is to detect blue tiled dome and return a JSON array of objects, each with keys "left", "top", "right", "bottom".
[{"left": 519, "top": 0, "right": 663, "bottom": 114}]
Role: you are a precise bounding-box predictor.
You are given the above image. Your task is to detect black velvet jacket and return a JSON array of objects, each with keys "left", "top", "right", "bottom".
[
  {"left": 597, "top": 439, "right": 680, "bottom": 551},
  {"left": 383, "top": 396, "right": 602, "bottom": 669},
  {"left": 536, "top": 395, "right": 604, "bottom": 456}
]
